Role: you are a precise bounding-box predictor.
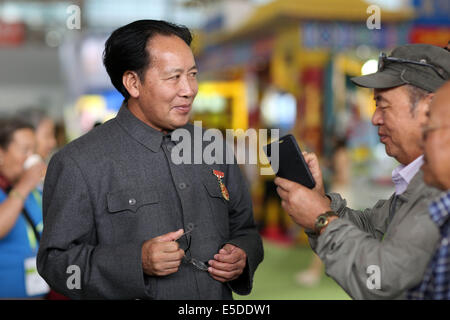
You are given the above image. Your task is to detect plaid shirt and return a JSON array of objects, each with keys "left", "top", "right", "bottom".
[{"left": 408, "top": 190, "right": 450, "bottom": 299}]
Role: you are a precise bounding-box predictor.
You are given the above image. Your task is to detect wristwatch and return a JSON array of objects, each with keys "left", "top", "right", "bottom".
[{"left": 314, "top": 211, "right": 338, "bottom": 235}]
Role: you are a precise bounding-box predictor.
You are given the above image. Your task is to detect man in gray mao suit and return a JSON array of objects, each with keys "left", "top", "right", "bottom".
[
  {"left": 37, "top": 20, "right": 263, "bottom": 299},
  {"left": 275, "top": 44, "right": 450, "bottom": 299}
]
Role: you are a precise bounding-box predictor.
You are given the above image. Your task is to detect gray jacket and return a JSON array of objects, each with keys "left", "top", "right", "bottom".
[
  {"left": 37, "top": 105, "right": 263, "bottom": 300},
  {"left": 308, "top": 170, "right": 440, "bottom": 299}
]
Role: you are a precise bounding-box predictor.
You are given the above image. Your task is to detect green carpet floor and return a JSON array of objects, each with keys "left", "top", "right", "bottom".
[{"left": 234, "top": 240, "right": 351, "bottom": 300}]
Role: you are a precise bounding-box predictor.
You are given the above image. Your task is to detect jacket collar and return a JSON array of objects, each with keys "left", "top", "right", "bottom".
[
  {"left": 398, "top": 169, "right": 437, "bottom": 202},
  {"left": 115, "top": 102, "right": 165, "bottom": 153}
]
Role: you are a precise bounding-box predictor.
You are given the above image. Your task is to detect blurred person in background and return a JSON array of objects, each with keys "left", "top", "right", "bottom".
[
  {"left": 0, "top": 119, "right": 48, "bottom": 298},
  {"left": 275, "top": 44, "right": 450, "bottom": 299},
  {"left": 408, "top": 81, "right": 450, "bottom": 299},
  {"left": 17, "top": 108, "right": 57, "bottom": 165},
  {"left": 16, "top": 109, "right": 61, "bottom": 299}
]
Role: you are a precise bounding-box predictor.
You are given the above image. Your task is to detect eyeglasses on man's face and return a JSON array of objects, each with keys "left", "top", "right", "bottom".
[
  {"left": 378, "top": 52, "right": 446, "bottom": 80},
  {"left": 177, "top": 223, "right": 210, "bottom": 272},
  {"left": 422, "top": 124, "right": 450, "bottom": 141}
]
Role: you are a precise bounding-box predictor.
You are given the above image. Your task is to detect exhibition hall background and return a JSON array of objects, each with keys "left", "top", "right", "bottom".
[{"left": 1, "top": 0, "right": 449, "bottom": 299}]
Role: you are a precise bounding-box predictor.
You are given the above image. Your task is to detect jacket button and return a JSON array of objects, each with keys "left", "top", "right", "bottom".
[
  {"left": 179, "top": 182, "right": 187, "bottom": 190},
  {"left": 128, "top": 198, "right": 136, "bottom": 205}
]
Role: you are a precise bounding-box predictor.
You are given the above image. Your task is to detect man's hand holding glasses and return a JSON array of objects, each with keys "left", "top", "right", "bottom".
[
  {"left": 141, "top": 229, "right": 185, "bottom": 277},
  {"left": 141, "top": 224, "right": 248, "bottom": 283}
]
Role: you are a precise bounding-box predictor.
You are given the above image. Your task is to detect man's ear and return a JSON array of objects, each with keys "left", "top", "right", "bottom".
[
  {"left": 122, "top": 71, "right": 140, "bottom": 99},
  {"left": 416, "top": 93, "right": 434, "bottom": 122}
]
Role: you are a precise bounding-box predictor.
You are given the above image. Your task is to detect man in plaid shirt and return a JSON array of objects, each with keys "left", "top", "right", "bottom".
[{"left": 408, "top": 81, "right": 450, "bottom": 299}]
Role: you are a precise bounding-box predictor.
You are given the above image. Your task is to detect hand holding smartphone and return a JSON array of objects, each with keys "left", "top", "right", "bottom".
[{"left": 263, "top": 134, "right": 316, "bottom": 189}]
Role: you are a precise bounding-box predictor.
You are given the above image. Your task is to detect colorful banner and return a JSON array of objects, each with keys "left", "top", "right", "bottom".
[
  {"left": 410, "top": 26, "right": 450, "bottom": 46},
  {"left": 412, "top": 0, "right": 450, "bottom": 26},
  {"left": 302, "top": 22, "right": 411, "bottom": 50},
  {"left": 199, "top": 36, "right": 274, "bottom": 72}
]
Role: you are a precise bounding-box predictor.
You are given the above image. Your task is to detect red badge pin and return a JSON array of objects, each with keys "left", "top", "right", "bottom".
[{"left": 212, "top": 170, "right": 229, "bottom": 201}]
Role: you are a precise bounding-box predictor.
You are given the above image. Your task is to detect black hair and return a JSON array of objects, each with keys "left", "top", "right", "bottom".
[
  {"left": 405, "top": 84, "right": 431, "bottom": 114},
  {"left": 103, "top": 20, "right": 193, "bottom": 101},
  {"left": 0, "top": 118, "right": 34, "bottom": 150},
  {"left": 15, "top": 107, "right": 50, "bottom": 130}
]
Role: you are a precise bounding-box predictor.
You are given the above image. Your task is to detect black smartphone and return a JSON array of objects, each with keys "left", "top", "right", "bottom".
[{"left": 263, "top": 134, "right": 316, "bottom": 189}]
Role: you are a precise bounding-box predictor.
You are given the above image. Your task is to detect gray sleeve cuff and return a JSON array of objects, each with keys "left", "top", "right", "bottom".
[{"left": 326, "top": 192, "right": 348, "bottom": 216}]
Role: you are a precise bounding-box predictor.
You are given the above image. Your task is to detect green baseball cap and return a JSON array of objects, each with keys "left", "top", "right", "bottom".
[{"left": 351, "top": 44, "right": 450, "bottom": 92}]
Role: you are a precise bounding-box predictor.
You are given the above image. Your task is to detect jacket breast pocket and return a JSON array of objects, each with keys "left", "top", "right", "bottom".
[
  {"left": 107, "top": 187, "right": 159, "bottom": 214},
  {"left": 106, "top": 187, "right": 161, "bottom": 242},
  {"left": 203, "top": 180, "right": 230, "bottom": 239}
]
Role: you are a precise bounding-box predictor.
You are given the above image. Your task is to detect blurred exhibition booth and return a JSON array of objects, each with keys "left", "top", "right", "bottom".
[
  {"left": 0, "top": 0, "right": 449, "bottom": 243},
  {"left": 193, "top": 0, "right": 449, "bottom": 241}
]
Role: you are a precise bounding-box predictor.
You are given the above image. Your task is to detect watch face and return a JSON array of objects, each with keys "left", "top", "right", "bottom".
[
  {"left": 315, "top": 211, "right": 337, "bottom": 234},
  {"left": 316, "top": 216, "right": 328, "bottom": 228}
]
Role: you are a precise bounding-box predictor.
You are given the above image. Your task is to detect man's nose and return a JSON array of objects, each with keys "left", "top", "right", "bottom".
[
  {"left": 371, "top": 108, "right": 383, "bottom": 126},
  {"left": 179, "top": 77, "right": 197, "bottom": 98}
]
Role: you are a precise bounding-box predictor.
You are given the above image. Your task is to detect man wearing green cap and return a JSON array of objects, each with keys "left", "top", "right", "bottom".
[{"left": 274, "top": 43, "right": 450, "bottom": 299}]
